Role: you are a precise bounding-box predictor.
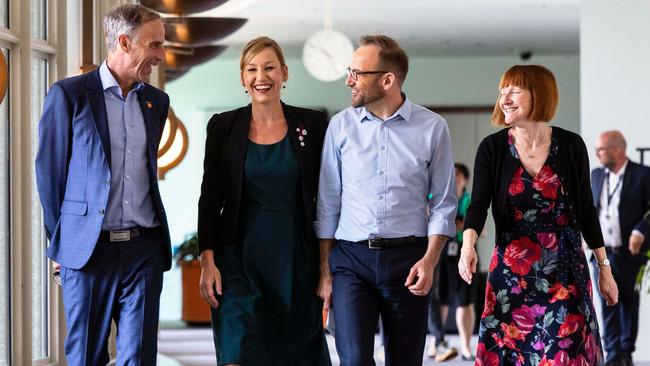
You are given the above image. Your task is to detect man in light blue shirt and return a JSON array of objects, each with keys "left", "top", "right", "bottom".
[{"left": 315, "top": 35, "right": 457, "bottom": 365}]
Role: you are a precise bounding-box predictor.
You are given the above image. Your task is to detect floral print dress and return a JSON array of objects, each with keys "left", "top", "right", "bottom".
[{"left": 475, "top": 133, "right": 604, "bottom": 366}]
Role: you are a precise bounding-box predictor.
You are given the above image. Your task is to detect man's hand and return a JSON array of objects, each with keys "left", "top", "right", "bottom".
[
  {"left": 316, "top": 272, "right": 333, "bottom": 309},
  {"left": 405, "top": 235, "right": 446, "bottom": 296},
  {"left": 405, "top": 256, "right": 435, "bottom": 296},
  {"left": 51, "top": 260, "right": 61, "bottom": 272},
  {"left": 629, "top": 233, "right": 644, "bottom": 255},
  {"left": 317, "top": 239, "right": 334, "bottom": 309}
]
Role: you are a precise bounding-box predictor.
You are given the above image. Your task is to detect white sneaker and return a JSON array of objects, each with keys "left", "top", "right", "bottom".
[{"left": 434, "top": 341, "right": 458, "bottom": 362}]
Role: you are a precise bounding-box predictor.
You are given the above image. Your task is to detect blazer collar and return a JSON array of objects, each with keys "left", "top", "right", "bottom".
[
  {"left": 86, "top": 69, "right": 112, "bottom": 167},
  {"left": 137, "top": 86, "right": 160, "bottom": 174}
]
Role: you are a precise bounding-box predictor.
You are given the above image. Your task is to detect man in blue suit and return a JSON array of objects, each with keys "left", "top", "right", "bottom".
[
  {"left": 35, "top": 4, "right": 171, "bottom": 365},
  {"left": 591, "top": 130, "right": 650, "bottom": 366}
]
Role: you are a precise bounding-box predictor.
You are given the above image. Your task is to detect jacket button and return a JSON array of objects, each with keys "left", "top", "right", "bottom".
[{"left": 99, "top": 208, "right": 105, "bottom": 215}]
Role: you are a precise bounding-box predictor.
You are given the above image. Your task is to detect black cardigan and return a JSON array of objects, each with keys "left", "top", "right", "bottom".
[
  {"left": 197, "top": 103, "right": 328, "bottom": 253},
  {"left": 464, "top": 126, "right": 605, "bottom": 249}
]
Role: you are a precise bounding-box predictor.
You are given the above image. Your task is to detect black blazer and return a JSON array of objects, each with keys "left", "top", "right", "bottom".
[
  {"left": 464, "top": 126, "right": 605, "bottom": 249},
  {"left": 591, "top": 160, "right": 650, "bottom": 264},
  {"left": 197, "top": 103, "right": 327, "bottom": 253}
]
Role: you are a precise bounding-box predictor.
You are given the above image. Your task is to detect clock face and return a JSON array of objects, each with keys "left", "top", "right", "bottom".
[{"left": 303, "top": 29, "right": 354, "bottom": 82}]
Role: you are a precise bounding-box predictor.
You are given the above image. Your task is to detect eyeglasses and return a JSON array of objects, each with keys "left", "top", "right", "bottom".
[
  {"left": 346, "top": 67, "right": 389, "bottom": 81},
  {"left": 595, "top": 146, "right": 615, "bottom": 153}
]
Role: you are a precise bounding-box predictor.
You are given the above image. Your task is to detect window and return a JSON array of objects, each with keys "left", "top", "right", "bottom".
[
  {"left": 31, "top": 0, "right": 46, "bottom": 40},
  {"left": 0, "top": 0, "right": 67, "bottom": 363},
  {"left": 31, "top": 56, "right": 48, "bottom": 360},
  {"left": 0, "top": 0, "right": 7, "bottom": 29},
  {"left": 0, "top": 46, "right": 9, "bottom": 366}
]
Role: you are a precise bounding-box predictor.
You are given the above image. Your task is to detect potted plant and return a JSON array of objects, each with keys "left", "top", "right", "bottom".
[{"left": 173, "top": 232, "right": 211, "bottom": 324}]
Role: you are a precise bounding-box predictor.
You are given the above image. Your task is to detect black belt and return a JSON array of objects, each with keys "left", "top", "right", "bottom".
[
  {"left": 99, "top": 226, "right": 155, "bottom": 242},
  {"left": 355, "top": 236, "right": 426, "bottom": 250}
]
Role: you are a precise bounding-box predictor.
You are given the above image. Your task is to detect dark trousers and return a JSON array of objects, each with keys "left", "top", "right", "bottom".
[
  {"left": 330, "top": 239, "right": 429, "bottom": 366},
  {"left": 591, "top": 250, "right": 640, "bottom": 363},
  {"left": 427, "top": 265, "right": 444, "bottom": 346},
  {"left": 60, "top": 229, "right": 165, "bottom": 366}
]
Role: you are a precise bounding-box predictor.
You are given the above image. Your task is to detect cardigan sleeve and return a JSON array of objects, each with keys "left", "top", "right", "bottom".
[
  {"left": 197, "top": 113, "right": 226, "bottom": 253},
  {"left": 573, "top": 135, "right": 604, "bottom": 249},
  {"left": 464, "top": 135, "right": 494, "bottom": 236}
]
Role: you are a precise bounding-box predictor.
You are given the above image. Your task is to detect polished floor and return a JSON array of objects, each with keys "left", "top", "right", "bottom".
[
  {"left": 157, "top": 328, "right": 650, "bottom": 366},
  {"left": 157, "top": 328, "right": 477, "bottom": 366}
]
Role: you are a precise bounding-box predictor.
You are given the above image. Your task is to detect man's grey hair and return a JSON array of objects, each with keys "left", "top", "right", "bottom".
[{"left": 103, "top": 4, "right": 161, "bottom": 52}]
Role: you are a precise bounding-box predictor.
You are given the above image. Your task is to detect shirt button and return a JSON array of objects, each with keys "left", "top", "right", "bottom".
[
  {"left": 126, "top": 149, "right": 131, "bottom": 154},
  {"left": 378, "top": 170, "right": 384, "bottom": 175},
  {"left": 105, "top": 179, "right": 110, "bottom": 185},
  {"left": 126, "top": 175, "right": 131, "bottom": 180},
  {"left": 99, "top": 208, "right": 105, "bottom": 215},
  {"left": 124, "top": 200, "right": 129, "bottom": 205}
]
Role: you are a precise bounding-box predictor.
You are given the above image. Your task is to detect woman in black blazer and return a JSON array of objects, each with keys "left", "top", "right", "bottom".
[{"left": 197, "top": 37, "right": 331, "bottom": 366}]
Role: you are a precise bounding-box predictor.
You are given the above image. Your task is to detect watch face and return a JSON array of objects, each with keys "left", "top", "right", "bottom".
[
  {"left": 302, "top": 29, "right": 354, "bottom": 82},
  {"left": 600, "top": 258, "right": 611, "bottom": 266}
]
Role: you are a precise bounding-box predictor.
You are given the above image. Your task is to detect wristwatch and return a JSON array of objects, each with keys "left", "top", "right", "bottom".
[{"left": 598, "top": 258, "right": 611, "bottom": 267}]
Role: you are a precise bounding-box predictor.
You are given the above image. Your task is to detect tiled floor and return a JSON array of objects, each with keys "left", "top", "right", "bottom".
[{"left": 158, "top": 327, "right": 650, "bottom": 366}]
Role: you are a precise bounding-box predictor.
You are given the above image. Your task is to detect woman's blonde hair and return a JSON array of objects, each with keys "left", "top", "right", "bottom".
[{"left": 239, "top": 36, "right": 287, "bottom": 71}]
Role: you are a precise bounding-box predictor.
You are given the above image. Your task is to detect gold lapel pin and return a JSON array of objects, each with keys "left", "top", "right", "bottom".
[{"left": 146, "top": 101, "right": 153, "bottom": 109}]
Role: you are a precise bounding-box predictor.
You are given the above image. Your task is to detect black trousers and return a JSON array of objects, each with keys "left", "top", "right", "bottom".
[{"left": 330, "top": 239, "right": 429, "bottom": 366}]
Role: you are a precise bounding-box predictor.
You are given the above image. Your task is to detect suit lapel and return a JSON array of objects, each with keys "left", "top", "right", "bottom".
[
  {"left": 619, "top": 161, "right": 635, "bottom": 213},
  {"left": 86, "top": 70, "right": 112, "bottom": 168},
  {"left": 137, "top": 87, "right": 160, "bottom": 175},
  {"left": 283, "top": 103, "right": 309, "bottom": 173},
  {"left": 593, "top": 169, "right": 604, "bottom": 210},
  {"left": 229, "top": 105, "right": 251, "bottom": 222}
]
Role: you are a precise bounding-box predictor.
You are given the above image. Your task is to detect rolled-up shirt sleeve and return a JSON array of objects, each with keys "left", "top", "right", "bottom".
[
  {"left": 314, "top": 118, "right": 342, "bottom": 239},
  {"left": 426, "top": 121, "right": 457, "bottom": 238}
]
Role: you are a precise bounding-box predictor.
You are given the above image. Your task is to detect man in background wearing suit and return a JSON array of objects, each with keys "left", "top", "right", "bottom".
[
  {"left": 591, "top": 130, "right": 650, "bottom": 366},
  {"left": 35, "top": 4, "right": 170, "bottom": 365}
]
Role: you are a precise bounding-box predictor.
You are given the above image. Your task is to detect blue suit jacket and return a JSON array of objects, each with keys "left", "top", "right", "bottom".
[
  {"left": 35, "top": 69, "right": 172, "bottom": 270},
  {"left": 591, "top": 160, "right": 650, "bottom": 265}
]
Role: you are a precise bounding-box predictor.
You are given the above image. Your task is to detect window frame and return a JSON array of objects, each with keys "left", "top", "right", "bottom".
[{"left": 0, "top": 0, "right": 68, "bottom": 364}]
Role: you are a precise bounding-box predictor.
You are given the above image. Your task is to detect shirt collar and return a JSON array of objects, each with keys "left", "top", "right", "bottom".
[
  {"left": 357, "top": 93, "right": 412, "bottom": 123},
  {"left": 99, "top": 60, "right": 144, "bottom": 94}
]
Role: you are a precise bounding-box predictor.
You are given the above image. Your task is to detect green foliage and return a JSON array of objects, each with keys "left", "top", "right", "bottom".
[{"left": 173, "top": 232, "right": 199, "bottom": 263}]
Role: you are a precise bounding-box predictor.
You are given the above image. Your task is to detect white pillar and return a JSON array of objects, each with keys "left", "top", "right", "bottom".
[{"left": 581, "top": 0, "right": 650, "bottom": 361}]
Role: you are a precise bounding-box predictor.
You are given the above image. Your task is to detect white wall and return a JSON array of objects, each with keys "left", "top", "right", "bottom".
[{"left": 581, "top": 0, "right": 650, "bottom": 361}]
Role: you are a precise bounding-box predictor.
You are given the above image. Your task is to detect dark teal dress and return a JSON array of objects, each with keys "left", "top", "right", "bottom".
[{"left": 211, "top": 134, "right": 331, "bottom": 366}]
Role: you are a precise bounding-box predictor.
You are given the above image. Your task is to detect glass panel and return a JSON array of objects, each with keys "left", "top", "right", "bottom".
[
  {"left": 0, "top": 0, "right": 7, "bottom": 29},
  {"left": 0, "top": 48, "right": 10, "bottom": 366},
  {"left": 31, "top": 0, "right": 47, "bottom": 40},
  {"left": 31, "top": 56, "right": 48, "bottom": 360}
]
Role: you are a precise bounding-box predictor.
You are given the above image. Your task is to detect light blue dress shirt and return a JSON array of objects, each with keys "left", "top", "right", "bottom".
[
  {"left": 99, "top": 61, "right": 158, "bottom": 230},
  {"left": 315, "top": 97, "right": 457, "bottom": 242}
]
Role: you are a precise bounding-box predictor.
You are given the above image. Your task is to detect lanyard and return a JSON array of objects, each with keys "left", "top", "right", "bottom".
[{"left": 606, "top": 172, "right": 623, "bottom": 208}]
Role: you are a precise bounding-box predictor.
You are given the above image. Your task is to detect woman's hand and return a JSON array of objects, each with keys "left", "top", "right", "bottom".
[
  {"left": 598, "top": 266, "right": 619, "bottom": 306},
  {"left": 458, "top": 244, "right": 478, "bottom": 284},
  {"left": 199, "top": 250, "right": 222, "bottom": 309},
  {"left": 458, "top": 229, "right": 479, "bottom": 284}
]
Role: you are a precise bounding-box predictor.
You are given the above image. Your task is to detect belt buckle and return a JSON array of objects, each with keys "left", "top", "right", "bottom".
[
  {"left": 368, "top": 238, "right": 382, "bottom": 250},
  {"left": 109, "top": 229, "right": 131, "bottom": 242}
]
